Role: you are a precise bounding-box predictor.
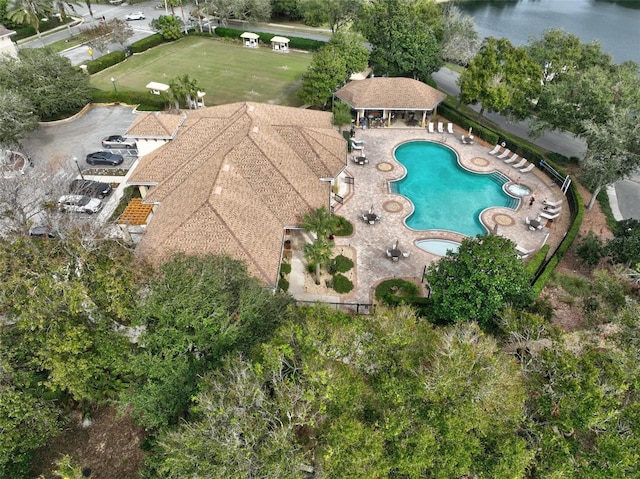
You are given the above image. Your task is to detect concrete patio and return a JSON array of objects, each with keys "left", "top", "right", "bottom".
[{"left": 295, "top": 125, "right": 570, "bottom": 306}]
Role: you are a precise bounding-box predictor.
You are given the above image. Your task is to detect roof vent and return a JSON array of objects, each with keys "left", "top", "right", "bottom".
[
  {"left": 248, "top": 105, "right": 255, "bottom": 112},
  {"left": 214, "top": 186, "right": 222, "bottom": 195},
  {"left": 222, "top": 164, "right": 230, "bottom": 172},
  {"left": 252, "top": 126, "right": 259, "bottom": 134}
]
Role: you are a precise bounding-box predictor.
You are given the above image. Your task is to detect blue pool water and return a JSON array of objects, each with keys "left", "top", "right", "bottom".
[
  {"left": 416, "top": 239, "right": 461, "bottom": 256},
  {"left": 391, "top": 141, "right": 515, "bottom": 237}
]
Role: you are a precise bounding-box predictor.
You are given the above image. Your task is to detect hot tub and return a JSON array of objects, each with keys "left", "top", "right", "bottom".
[
  {"left": 505, "top": 183, "right": 532, "bottom": 197},
  {"left": 416, "top": 239, "right": 461, "bottom": 256}
]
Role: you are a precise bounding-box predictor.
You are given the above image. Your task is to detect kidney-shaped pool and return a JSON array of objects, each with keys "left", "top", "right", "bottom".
[{"left": 390, "top": 141, "right": 517, "bottom": 237}]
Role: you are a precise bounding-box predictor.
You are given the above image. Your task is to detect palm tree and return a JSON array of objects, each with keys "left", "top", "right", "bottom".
[
  {"left": 169, "top": 74, "right": 202, "bottom": 109},
  {"left": 7, "top": 0, "right": 52, "bottom": 40},
  {"left": 302, "top": 206, "right": 333, "bottom": 241},
  {"left": 52, "top": 0, "right": 81, "bottom": 20},
  {"left": 304, "top": 238, "right": 333, "bottom": 285}
]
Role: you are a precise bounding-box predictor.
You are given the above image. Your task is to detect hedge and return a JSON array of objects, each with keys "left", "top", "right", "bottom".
[
  {"left": 84, "top": 51, "right": 126, "bottom": 74},
  {"left": 212, "top": 26, "right": 325, "bottom": 51},
  {"left": 525, "top": 244, "right": 550, "bottom": 278},
  {"left": 90, "top": 89, "right": 166, "bottom": 111},
  {"left": 129, "top": 33, "right": 167, "bottom": 53},
  {"left": 438, "top": 101, "right": 499, "bottom": 146}
]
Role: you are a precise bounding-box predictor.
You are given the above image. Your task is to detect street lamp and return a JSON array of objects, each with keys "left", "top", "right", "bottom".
[
  {"left": 111, "top": 77, "right": 118, "bottom": 94},
  {"left": 74, "top": 157, "right": 85, "bottom": 180}
]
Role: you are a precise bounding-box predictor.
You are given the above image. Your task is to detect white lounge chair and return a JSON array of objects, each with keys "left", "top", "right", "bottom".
[
  {"left": 540, "top": 211, "right": 560, "bottom": 220},
  {"left": 428, "top": 122, "right": 435, "bottom": 133},
  {"left": 437, "top": 122, "right": 444, "bottom": 133},
  {"left": 488, "top": 144, "right": 501, "bottom": 155},
  {"left": 351, "top": 142, "right": 364, "bottom": 151},
  {"left": 544, "top": 206, "right": 562, "bottom": 214},
  {"left": 447, "top": 123, "right": 454, "bottom": 134},
  {"left": 351, "top": 138, "right": 365, "bottom": 145},
  {"left": 544, "top": 199, "right": 562, "bottom": 207},
  {"left": 519, "top": 163, "right": 535, "bottom": 173},
  {"left": 497, "top": 148, "right": 511, "bottom": 159},
  {"left": 504, "top": 153, "right": 519, "bottom": 164},
  {"left": 512, "top": 159, "right": 527, "bottom": 169},
  {"left": 515, "top": 245, "right": 534, "bottom": 256}
]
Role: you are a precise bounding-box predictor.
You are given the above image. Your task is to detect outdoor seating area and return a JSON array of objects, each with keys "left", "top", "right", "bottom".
[
  {"left": 386, "top": 240, "right": 409, "bottom": 261},
  {"left": 362, "top": 206, "right": 381, "bottom": 224}
]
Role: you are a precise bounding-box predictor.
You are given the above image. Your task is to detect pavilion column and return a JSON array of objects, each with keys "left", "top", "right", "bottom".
[{"left": 421, "top": 110, "right": 427, "bottom": 128}]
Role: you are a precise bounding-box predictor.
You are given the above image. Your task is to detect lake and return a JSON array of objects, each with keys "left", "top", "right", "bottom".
[{"left": 458, "top": 0, "right": 640, "bottom": 65}]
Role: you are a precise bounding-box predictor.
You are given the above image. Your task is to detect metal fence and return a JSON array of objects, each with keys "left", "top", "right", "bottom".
[{"left": 295, "top": 300, "right": 375, "bottom": 315}]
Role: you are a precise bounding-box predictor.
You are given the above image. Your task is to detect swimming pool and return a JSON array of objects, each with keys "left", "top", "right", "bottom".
[{"left": 390, "top": 141, "right": 516, "bottom": 237}]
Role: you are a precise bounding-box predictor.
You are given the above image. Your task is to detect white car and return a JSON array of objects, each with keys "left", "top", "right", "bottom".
[
  {"left": 125, "top": 11, "right": 146, "bottom": 20},
  {"left": 58, "top": 195, "right": 103, "bottom": 214}
]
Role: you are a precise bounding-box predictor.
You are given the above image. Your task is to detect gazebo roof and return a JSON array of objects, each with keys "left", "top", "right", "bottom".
[
  {"left": 270, "top": 36, "right": 290, "bottom": 43},
  {"left": 240, "top": 32, "right": 259, "bottom": 39},
  {"left": 335, "top": 77, "right": 446, "bottom": 110},
  {"left": 145, "top": 81, "right": 170, "bottom": 92}
]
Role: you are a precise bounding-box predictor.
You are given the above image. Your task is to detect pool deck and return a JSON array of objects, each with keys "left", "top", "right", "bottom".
[{"left": 296, "top": 126, "right": 570, "bottom": 306}]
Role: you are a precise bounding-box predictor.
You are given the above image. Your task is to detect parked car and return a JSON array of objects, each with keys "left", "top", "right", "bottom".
[
  {"left": 58, "top": 195, "right": 103, "bottom": 214},
  {"left": 86, "top": 151, "right": 124, "bottom": 166},
  {"left": 125, "top": 11, "right": 145, "bottom": 20},
  {"left": 70, "top": 179, "right": 113, "bottom": 199},
  {"left": 29, "top": 225, "right": 56, "bottom": 238},
  {"left": 101, "top": 135, "right": 137, "bottom": 149}
]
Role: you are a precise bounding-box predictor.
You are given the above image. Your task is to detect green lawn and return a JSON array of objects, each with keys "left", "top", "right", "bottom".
[{"left": 90, "top": 36, "right": 312, "bottom": 106}]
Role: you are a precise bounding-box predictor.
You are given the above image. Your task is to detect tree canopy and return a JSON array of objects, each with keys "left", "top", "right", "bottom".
[{"left": 425, "top": 234, "right": 534, "bottom": 326}]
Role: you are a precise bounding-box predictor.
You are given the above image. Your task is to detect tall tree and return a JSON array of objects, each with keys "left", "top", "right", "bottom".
[
  {"left": 440, "top": 4, "right": 480, "bottom": 66},
  {"left": 458, "top": 37, "right": 542, "bottom": 118},
  {"left": 298, "top": 0, "right": 363, "bottom": 33},
  {"left": 425, "top": 234, "right": 534, "bottom": 326},
  {"left": 580, "top": 104, "right": 640, "bottom": 209},
  {"left": 0, "top": 48, "right": 91, "bottom": 120},
  {"left": 357, "top": 0, "right": 443, "bottom": 81},
  {"left": 169, "top": 74, "right": 203, "bottom": 109},
  {"left": 205, "top": 0, "right": 271, "bottom": 26},
  {"left": 6, "top": 0, "right": 51, "bottom": 40},
  {"left": 0, "top": 88, "right": 38, "bottom": 147}
]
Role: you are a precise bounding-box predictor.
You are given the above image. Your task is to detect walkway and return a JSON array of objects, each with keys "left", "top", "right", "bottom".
[{"left": 323, "top": 126, "right": 569, "bottom": 305}]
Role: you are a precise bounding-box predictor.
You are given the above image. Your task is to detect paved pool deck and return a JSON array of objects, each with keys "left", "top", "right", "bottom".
[{"left": 291, "top": 126, "right": 570, "bottom": 306}]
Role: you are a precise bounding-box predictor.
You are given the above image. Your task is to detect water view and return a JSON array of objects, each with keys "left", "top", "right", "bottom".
[{"left": 458, "top": 0, "right": 640, "bottom": 65}]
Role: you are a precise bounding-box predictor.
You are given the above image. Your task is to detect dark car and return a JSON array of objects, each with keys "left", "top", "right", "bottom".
[
  {"left": 29, "top": 225, "right": 56, "bottom": 238},
  {"left": 101, "top": 135, "right": 137, "bottom": 149},
  {"left": 70, "top": 179, "right": 113, "bottom": 199},
  {"left": 86, "top": 151, "right": 124, "bottom": 166}
]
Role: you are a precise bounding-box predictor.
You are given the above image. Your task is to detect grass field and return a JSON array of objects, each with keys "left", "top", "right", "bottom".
[{"left": 90, "top": 36, "right": 313, "bottom": 106}]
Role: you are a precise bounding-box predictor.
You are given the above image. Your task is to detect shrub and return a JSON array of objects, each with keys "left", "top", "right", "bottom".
[
  {"left": 277, "top": 277, "right": 289, "bottom": 292},
  {"left": 306, "top": 262, "right": 316, "bottom": 274},
  {"left": 525, "top": 244, "right": 550, "bottom": 278},
  {"left": 280, "top": 263, "right": 292, "bottom": 276},
  {"left": 90, "top": 89, "right": 166, "bottom": 110},
  {"left": 527, "top": 296, "right": 554, "bottom": 321},
  {"left": 129, "top": 33, "right": 166, "bottom": 53},
  {"left": 332, "top": 273, "right": 353, "bottom": 294},
  {"left": 607, "top": 219, "right": 640, "bottom": 265},
  {"left": 84, "top": 50, "right": 126, "bottom": 74},
  {"left": 331, "top": 215, "right": 353, "bottom": 236},
  {"left": 328, "top": 255, "right": 353, "bottom": 275},
  {"left": 576, "top": 231, "right": 604, "bottom": 266},
  {"left": 375, "top": 279, "right": 421, "bottom": 305}
]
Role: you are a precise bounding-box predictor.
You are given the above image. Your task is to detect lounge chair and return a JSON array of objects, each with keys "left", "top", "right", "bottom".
[
  {"left": 428, "top": 122, "right": 435, "bottom": 133},
  {"left": 504, "top": 153, "right": 519, "bottom": 164},
  {"left": 351, "top": 138, "right": 365, "bottom": 145},
  {"left": 540, "top": 211, "right": 560, "bottom": 220},
  {"left": 519, "top": 163, "right": 535, "bottom": 173},
  {"left": 447, "top": 123, "right": 454, "bottom": 134},
  {"left": 488, "top": 144, "right": 501, "bottom": 155},
  {"left": 525, "top": 216, "right": 536, "bottom": 231},
  {"left": 437, "top": 122, "right": 444, "bottom": 133},
  {"left": 351, "top": 142, "right": 364, "bottom": 151},
  {"left": 544, "top": 199, "right": 562, "bottom": 207},
  {"left": 511, "top": 159, "right": 527, "bottom": 169},
  {"left": 515, "top": 245, "right": 534, "bottom": 256},
  {"left": 497, "top": 148, "right": 511, "bottom": 159},
  {"left": 544, "top": 206, "right": 562, "bottom": 214}
]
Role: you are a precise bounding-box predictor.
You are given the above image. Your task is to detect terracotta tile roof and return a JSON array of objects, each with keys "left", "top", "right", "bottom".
[
  {"left": 125, "top": 111, "right": 186, "bottom": 139},
  {"left": 129, "top": 102, "right": 347, "bottom": 286},
  {"left": 335, "top": 77, "right": 447, "bottom": 110}
]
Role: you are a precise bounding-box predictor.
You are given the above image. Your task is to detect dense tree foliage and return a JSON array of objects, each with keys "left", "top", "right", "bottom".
[
  {"left": 142, "top": 306, "right": 531, "bottom": 478},
  {"left": 440, "top": 4, "right": 480, "bottom": 66},
  {"left": 298, "top": 0, "right": 362, "bottom": 32},
  {"left": 0, "top": 88, "right": 38, "bottom": 147},
  {"left": 606, "top": 219, "right": 640, "bottom": 265},
  {"left": 458, "top": 37, "right": 542, "bottom": 118},
  {"left": 0, "top": 48, "right": 91, "bottom": 120},
  {"left": 425, "top": 234, "right": 534, "bottom": 326},
  {"left": 357, "top": 0, "right": 443, "bottom": 81},
  {"left": 122, "top": 253, "right": 293, "bottom": 429},
  {"left": 150, "top": 14, "right": 184, "bottom": 40},
  {"left": 204, "top": 0, "right": 271, "bottom": 26}
]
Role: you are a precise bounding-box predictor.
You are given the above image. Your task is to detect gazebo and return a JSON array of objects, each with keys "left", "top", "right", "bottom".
[
  {"left": 270, "top": 36, "right": 290, "bottom": 52},
  {"left": 145, "top": 81, "right": 170, "bottom": 95},
  {"left": 240, "top": 32, "right": 259, "bottom": 48},
  {"left": 334, "top": 77, "right": 447, "bottom": 128}
]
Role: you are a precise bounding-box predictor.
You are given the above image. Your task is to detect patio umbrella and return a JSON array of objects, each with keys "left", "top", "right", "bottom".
[
  {"left": 468, "top": 126, "right": 473, "bottom": 135},
  {"left": 394, "top": 239, "right": 399, "bottom": 250},
  {"left": 369, "top": 205, "right": 373, "bottom": 214}
]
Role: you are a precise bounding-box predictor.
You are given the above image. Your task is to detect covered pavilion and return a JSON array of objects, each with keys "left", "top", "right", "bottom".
[{"left": 334, "top": 77, "right": 447, "bottom": 128}]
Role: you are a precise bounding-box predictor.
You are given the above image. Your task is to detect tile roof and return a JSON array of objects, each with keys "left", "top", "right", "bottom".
[
  {"left": 125, "top": 111, "right": 186, "bottom": 139},
  {"left": 128, "top": 102, "right": 347, "bottom": 286},
  {"left": 335, "top": 77, "right": 447, "bottom": 110}
]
